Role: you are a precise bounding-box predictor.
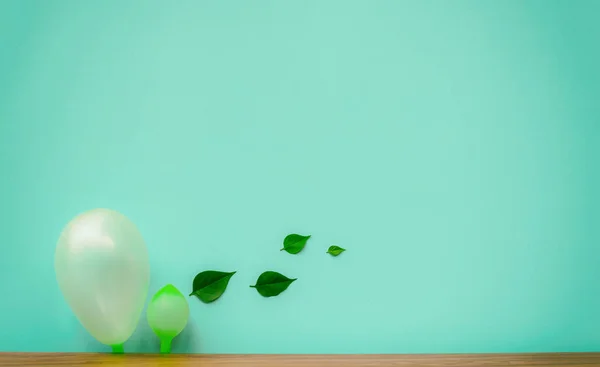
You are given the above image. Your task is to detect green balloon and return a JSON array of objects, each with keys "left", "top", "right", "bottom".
[
  {"left": 55, "top": 208, "right": 150, "bottom": 354},
  {"left": 147, "top": 284, "right": 189, "bottom": 354}
]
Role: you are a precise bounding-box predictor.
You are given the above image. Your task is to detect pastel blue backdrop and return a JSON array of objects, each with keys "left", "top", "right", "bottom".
[{"left": 1, "top": 0, "right": 599, "bottom": 354}]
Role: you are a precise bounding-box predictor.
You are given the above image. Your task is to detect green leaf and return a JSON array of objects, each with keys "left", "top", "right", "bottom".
[
  {"left": 250, "top": 271, "right": 297, "bottom": 297},
  {"left": 327, "top": 245, "right": 346, "bottom": 256},
  {"left": 281, "top": 234, "right": 311, "bottom": 254},
  {"left": 190, "top": 270, "right": 236, "bottom": 303}
]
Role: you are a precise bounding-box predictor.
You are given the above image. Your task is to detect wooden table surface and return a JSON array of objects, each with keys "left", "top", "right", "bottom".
[{"left": 1, "top": 353, "right": 600, "bottom": 367}]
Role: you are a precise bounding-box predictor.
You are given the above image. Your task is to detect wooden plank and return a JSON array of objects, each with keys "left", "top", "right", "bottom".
[{"left": 0, "top": 353, "right": 600, "bottom": 367}]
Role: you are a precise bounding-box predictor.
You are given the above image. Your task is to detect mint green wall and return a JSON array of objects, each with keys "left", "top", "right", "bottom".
[{"left": 1, "top": 0, "right": 599, "bottom": 354}]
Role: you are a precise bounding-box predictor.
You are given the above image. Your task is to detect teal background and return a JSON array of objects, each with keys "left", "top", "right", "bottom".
[{"left": 1, "top": 0, "right": 599, "bottom": 354}]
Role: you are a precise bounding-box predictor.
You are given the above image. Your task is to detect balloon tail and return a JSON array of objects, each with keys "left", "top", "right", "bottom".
[
  {"left": 111, "top": 344, "right": 124, "bottom": 354},
  {"left": 160, "top": 338, "right": 173, "bottom": 354}
]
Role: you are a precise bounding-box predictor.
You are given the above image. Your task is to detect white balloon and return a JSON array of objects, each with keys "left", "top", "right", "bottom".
[{"left": 55, "top": 208, "right": 150, "bottom": 349}]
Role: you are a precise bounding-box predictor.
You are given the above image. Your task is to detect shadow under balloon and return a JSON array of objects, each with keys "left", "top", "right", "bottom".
[
  {"left": 171, "top": 313, "right": 201, "bottom": 354},
  {"left": 78, "top": 310, "right": 201, "bottom": 354}
]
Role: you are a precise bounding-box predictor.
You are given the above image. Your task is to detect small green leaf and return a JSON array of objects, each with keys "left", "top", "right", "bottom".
[
  {"left": 250, "top": 271, "right": 297, "bottom": 297},
  {"left": 190, "top": 270, "right": 236, "bottom": 303},
  {"left": 281, "top": 234, "right": 311, "bottom": 254},
  {"left": 327, "top": 245, "right": 346, "bottom": 256}
]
